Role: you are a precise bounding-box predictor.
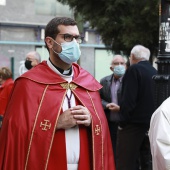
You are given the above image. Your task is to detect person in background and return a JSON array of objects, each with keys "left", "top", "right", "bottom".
[
  {"left": 0, "top": 17, "right": 115, "bottom": 170},
  {"left": 112, "top": 45, "right": 157, "bottom": 170},
  {"left": 149, "top": 96, "right": 170, "bottom": 170},
  {"left": 24, "top": 51, "right": 41, "bottom": 70},
  {"left": 99, "top": 55, "right": 126, "bottom": 158},
  {"left": 0, "top": 67, "right": 14, "bottom": 127},
  {"left": 125, "top": 58, "right": 130, "bottom": 69}
]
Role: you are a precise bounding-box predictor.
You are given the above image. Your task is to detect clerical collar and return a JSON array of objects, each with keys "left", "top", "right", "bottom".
[{"left": 49, "top": 58, "right": 72, "bottom": 75}]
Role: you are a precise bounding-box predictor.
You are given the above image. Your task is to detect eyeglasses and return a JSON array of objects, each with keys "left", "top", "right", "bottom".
[{"left": 59, "top": 33, "right": 83, "bottom": 44}]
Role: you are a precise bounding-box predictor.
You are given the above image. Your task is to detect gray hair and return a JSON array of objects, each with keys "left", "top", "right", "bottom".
[
  {"left": 111, "top": 54, "right": 127, "bottom": 65},
  {"left": 131, "top": 45, "right": 150, "bottom": 61},
  {"left": 26, "top": 51, "right": 41, "bottom": 62}
]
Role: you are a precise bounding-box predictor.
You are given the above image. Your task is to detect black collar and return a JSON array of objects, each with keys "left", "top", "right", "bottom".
[{"left": 49, "top": 58, "right": 72, "bottom": 75}]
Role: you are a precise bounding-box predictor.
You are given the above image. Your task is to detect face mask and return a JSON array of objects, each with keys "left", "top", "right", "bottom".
[
  {"left": 52, "top": 39, "right": 81, "bottom": 64},
  {"left": 113, "top": 65, "right": 125, "bottom": 77},
  {"left": 25, "top": 60, "right": 33, "bottom": 70}
]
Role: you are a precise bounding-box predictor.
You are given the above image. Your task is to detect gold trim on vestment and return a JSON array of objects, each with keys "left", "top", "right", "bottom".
[
  {"left": 72, "top": 90, "right": 103, "bottom": 170},
  {"left": 25, "top": 85, "right": 49, "bottom": 170},
  {"left": 45, "top": 90, "right": 67, "bottom": 170},
  {"left": 60, "top": 82, "right": 78, "bottom": 90},
  {"left": 86, "top": 91, "right": 103, "bottom": 170}
]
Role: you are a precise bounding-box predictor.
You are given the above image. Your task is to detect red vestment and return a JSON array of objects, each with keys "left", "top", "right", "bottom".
[
  {"left": 0, "top": 78, "right": 14, "bottom": 115},
  {"left": 0, "top": 61, "right": 115, "bottom": 170}
]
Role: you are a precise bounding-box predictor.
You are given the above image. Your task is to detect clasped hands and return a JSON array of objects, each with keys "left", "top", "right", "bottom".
[
  {"left": 56, "top": 105, "right": 91, "bottom": 130},
  {"left": 106, "top": 103, "right": 120, "bottom": 112}
]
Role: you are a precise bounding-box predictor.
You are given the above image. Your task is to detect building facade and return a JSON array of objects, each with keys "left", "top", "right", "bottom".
[{"left": 0, "top": 0, "right": 113, "bottom": 81}]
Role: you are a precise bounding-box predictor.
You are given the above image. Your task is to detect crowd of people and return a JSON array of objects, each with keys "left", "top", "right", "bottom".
[
  {"left": 0, "top": 51, "right": 41, "bottom": 127},
  {"left": 0, "top": 16, "right": 166, "bottom": 170},
  {"left": 100, "top": 45, "right": 157, "bottom": 170}
]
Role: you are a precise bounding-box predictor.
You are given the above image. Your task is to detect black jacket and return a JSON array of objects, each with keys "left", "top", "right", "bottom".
[{"left": 119, "top": 61, "right": 157, "bottom": 125}]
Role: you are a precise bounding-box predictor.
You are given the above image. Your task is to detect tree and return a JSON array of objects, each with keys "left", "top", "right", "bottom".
[{"left": 58, "top": 0, "right": 159, "bottom": 57}]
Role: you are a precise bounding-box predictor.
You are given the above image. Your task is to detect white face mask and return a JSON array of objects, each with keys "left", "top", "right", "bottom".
[
  {"left": 113, "top": 65, "right": 125, "bottom": 77},
  {"left": 52, "top": 39, "right": 81, "bottom": 64}
]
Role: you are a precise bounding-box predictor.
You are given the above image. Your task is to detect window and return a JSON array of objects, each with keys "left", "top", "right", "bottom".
[{"left": 35, "top": 0, "right": 73, "bottom": 17}]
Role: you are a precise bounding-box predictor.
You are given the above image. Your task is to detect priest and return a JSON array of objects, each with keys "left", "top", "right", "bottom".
[{"left": 0, "top": 17, "right": 115, "bottom": 170}]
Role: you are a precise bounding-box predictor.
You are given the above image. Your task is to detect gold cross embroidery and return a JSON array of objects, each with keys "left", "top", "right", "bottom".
[
  {"left": 40, "top": 119, "right": 51, "bottom": 131},
  {"left": 95, "top": 125, "right": 101, "bottom": 135}
]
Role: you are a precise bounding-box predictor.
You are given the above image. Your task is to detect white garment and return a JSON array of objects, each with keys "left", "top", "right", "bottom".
[
  {"left": 47, "top": 60, "right": 80, "bottom": 170},
  {"left": 149, "top": 96, "right": 170, "bottom": 170}
]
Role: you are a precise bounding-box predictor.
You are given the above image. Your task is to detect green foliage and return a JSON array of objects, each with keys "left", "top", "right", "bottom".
[{"left": 58, "top": 0, "right": 159, "bottom": 56}]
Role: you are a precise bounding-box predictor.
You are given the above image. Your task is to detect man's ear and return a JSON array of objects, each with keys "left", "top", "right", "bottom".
[
  {"left": 131, "top": 54, "right": 135, "bottom": 61},
  {"left": 45, "top": 37, "right": 53, "bottom": 49},
  {"left": 110, "top": 66, "right": 113, "bottom": 71}
]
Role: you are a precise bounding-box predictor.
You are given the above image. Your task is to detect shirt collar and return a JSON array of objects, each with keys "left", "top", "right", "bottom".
[
  {"left": 113, "top": 76, "right": 123, "bottom": 83},
  {"left": 48, "top": 58, "right": 72, "bottom": 76},
  {"left": 47, "top": 59, "right": 73, "bottom": 82}
]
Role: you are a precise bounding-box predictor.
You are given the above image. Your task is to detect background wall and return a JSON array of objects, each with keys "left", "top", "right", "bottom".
[{"left": 0, "top": 0, "right": 115, "bottom": 81}]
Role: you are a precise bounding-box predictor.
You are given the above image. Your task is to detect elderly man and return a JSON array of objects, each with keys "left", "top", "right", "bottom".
[
  {"left": 99, "top": 55, "right": 126, "bottom": 157},
  {"left": 115, "top": 45, "right": 157, "bottom": 170},
  {"left": 24, "top": 51, "right": 41, "bottom": 70}
]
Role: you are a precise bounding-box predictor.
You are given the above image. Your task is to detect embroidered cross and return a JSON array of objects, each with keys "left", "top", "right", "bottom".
[
  {"left": 95, "top": 125, "right": 101, "bottom": 135},
  {"left": 40, "top": 119, "right": 51, "bottom": 131}
]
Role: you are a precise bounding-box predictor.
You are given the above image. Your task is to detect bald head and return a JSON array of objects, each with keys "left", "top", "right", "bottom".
[
  {"left": 26, "top": 51, "right": 41, "bottom": 63},
  {"left": 25, "top": 51, "right": 41, "bottom": 69}
]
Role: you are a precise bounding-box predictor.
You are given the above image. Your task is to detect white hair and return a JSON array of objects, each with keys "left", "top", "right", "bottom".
[
  {"left": 131, "top": 45, "right": 150, "bottom": 61},
  {"left": 26, "top": 51, "right": 41, "bottom": 62},
  {"left": 111, "top": 54, "right": 127, "bottom": 65}
]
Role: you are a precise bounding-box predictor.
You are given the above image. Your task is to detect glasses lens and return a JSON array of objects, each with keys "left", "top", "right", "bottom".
[
  {"left": 62, "top": 34, "right": 83, "bottom": 43},
  {"left": 64, "top": 34, "right": 73, "bottom": 42},
  {"left": 75, "top": 36, "right": 83, "bottom": 44}
]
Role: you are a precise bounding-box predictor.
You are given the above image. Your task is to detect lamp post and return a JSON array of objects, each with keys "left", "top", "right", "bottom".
[{"left": 153, "top": 0, "right": 170, "bottom": 108}]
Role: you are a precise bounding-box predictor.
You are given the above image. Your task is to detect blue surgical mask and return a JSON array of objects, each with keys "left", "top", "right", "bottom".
[
  {"left": 113, "top": 65, "right": 125, "bottom": 77},
  {"left": 52, "top": 39, "right": 81, "bottom": 64}
]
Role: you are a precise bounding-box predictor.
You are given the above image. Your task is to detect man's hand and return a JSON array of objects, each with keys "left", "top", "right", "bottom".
[
  {"left": 70, "top": 105, "right": 91, "bottom": 127},
  {"left": 56, "top": 109, "right": 77, "bottom": 130},
  {"left": 106, "top": 103, "right": 120, "bottom": 112},
  {"left": 56, "top": 105, "right": 91, "bottom": 130}
]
